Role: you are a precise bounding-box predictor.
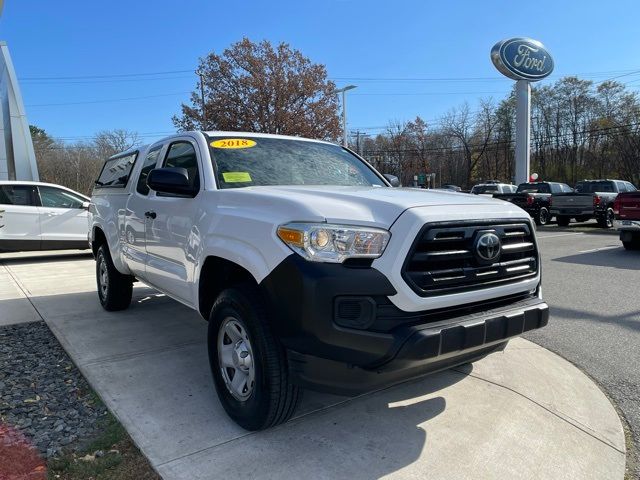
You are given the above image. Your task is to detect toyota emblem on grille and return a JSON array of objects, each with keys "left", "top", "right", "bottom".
[{"left": 475, "top": 232, "right": 501, "bottom": 262}]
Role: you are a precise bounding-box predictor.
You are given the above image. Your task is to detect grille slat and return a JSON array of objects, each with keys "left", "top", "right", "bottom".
[{"left": 402, "top": 221, "right": 539, "bottom": 296}]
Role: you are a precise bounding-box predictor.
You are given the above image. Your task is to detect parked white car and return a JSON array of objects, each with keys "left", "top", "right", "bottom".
[{"left": 0, "top": 181, "right": 90, "bottom": 252}]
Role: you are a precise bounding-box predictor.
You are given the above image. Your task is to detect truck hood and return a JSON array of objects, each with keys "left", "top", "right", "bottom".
[{"left": 217, "top": 185, "right": 516, "bottom": 228}]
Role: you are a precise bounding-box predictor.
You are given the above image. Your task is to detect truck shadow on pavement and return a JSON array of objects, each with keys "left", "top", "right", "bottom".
[{"left": 552, "top": 245, "right": 640, "bottom": 270}]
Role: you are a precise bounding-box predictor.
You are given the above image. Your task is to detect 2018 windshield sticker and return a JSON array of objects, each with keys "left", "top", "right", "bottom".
[
  {"left": 222, "top": 172, "right": 252, "bottom": 183},
  {"left": 211, "top": 139, "right": 257, "bottom": 149}
]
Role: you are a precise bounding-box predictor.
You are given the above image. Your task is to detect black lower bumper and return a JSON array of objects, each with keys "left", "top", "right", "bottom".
[
  {"left": 260, "top": 254, "right": 548, "bottom": 395},
  {"left": 289, "top": 295, "right": 548, "bottom": 395}
]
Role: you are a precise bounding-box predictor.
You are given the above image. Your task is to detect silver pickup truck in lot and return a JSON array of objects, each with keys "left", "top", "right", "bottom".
[
  {"left": 88, "top": 131, "right": 548, "bottom": 430},
  {"left": 550, "top": 179, "right": 637, "bottom": 227}
]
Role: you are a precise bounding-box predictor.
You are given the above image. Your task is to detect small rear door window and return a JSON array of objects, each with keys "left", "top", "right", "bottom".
[
  {"left": 96, "top": 152, "right": 138, "bottom": 188},
  {"left": 136, "top": 146, "right": 162, "bottom": 195}
]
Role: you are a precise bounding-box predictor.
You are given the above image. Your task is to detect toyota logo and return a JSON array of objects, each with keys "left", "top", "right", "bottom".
[{"left": 475, "top": 232, "right": 501, "bottom": 262}]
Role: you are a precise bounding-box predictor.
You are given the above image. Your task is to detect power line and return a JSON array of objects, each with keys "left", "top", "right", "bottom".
[
  {"left": 21, "top": 69, "right": 193, "bottom": 81},
  {"left": 26, "top": 91, "right": 191, "bottom": 107},
  {"left": 362, "top": 121, "right": 640, "bottom": 155}
]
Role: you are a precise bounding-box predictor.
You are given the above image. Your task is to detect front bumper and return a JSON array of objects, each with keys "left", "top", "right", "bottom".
[
  {"left": 614, "top": 219, "right": 640, "bottom": 231},
  {"left": 260, "top": 254, "right": 548, "bottom": 395},
  {"left": 287, "top": 295, "right": 547, "bottom": 395}
]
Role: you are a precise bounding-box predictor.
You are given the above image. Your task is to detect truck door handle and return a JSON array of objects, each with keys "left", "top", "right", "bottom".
[{"left": 145, "top": 211, "right": 157, "bottom": 219}]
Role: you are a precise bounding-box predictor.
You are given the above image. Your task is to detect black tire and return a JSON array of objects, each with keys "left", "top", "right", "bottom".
[
  {"left": 597, "top": 208, "right": 614, "bottom": 228},
  {"left": 557, "top": 216, "right": 571, "bottom": 227},
  {"left": 208, "top": 285, "right": 301, "bottom": 430},
  {"left": 96, "top": 244, "right": 133, "bottom": 311},
  {"left": 623, "top": 240, "right": 640, "bottom": 250},
  {"left": 535, "top": 207, "right": 550, "bottom": 226}
]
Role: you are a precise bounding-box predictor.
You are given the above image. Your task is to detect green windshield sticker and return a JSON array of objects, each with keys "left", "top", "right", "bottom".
[{"left": 222, "top": 172, "right": 252, "bottom": 183}]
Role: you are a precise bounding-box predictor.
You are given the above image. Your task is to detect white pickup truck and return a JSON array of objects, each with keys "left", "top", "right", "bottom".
[{"left": 89, "top": 131, "right": 548, "bottom": 430}]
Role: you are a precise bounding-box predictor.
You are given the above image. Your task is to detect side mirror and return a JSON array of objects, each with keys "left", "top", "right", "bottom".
[
  {"left": 383, "top": 174, "right": 401, "bottom": 187},
  {"left": 81, "top": 201, "right": 91, "bottom": 210},
  {"left": 147, "top": 167, "right": 194, "bottom": 196}
]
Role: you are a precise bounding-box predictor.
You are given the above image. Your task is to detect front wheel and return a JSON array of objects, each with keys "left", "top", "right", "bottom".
[
  {"left": 208, "top": 286, "right": 301, "bottom": 430},
  {"left": 535, "top": 207, "right": 550, "bottom": 226},
  {"left": 96, "top": 244, "right": 133, "bottom": 311},
  {"left": 557, "top": 216, "right": 571, "bottom": 227}
]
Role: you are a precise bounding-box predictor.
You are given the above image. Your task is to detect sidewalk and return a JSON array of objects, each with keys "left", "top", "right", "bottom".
[{"left": 0, "top": 250, "right": 627, "bottom": 479}]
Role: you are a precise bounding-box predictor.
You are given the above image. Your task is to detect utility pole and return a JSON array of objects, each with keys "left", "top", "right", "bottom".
[
  {"left": 196, "top": 69, "right": 207, "bottom": 129},
  {"left": 350, "top": 130, "right": 370, "bottom": 156}
]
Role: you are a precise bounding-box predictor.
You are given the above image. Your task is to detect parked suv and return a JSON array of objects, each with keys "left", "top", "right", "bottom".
[
  {"left": 89, "top": 132, "right": 548, "bottom": 430},
  {"left": 550, "top": 179, "right": 637, "bottom": 227},
  {"left": 0, "top": 181, "right": 90, "bottom": 252}
]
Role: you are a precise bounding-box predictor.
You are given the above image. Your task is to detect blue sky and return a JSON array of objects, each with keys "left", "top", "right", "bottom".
[{"left": 3, "top": 0, "right": 640, "bottom": 144}]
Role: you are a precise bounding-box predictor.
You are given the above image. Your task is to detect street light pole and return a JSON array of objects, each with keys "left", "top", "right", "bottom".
[
  {"left": 333, "top": 85, "right": 357, "bottom": 147},
  {"left": 196, "top": 69, "right": 206, "bottom": 129}
]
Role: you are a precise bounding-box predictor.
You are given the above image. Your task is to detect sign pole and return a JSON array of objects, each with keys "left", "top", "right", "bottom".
[
  {"left": 515, "top": 79, "right": 531, "bottom": 185},
  {"left": 491, "top": 37, "right": 553, "bottom": 185}
]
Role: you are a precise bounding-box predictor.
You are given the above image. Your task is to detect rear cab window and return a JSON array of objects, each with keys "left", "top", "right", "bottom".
[
  {"left": 95, "top": 151, "right": 139, "bottom": 188},
  {"left": 517, "top": 183, "right": 550, "bottom": 194},
  {"left": 576, "top": 181, "right": 615, "bottom": 193}
]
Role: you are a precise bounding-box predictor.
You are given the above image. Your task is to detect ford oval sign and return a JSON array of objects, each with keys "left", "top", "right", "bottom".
[{"left": 491, "top": 38, "right": 554, "bottom": 81}]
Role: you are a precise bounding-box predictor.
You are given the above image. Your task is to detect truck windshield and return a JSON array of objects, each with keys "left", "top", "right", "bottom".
[
  {"left": 575, "top": 181, "right": 614, "bottom": 193},
  {"left": 207, "top": 136, "right": 386, "bottom": 189}
]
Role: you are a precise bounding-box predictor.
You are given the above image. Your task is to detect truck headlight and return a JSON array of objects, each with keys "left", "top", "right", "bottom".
[{"left": 277, "top": 223, "right": 390, "bottom": 263}]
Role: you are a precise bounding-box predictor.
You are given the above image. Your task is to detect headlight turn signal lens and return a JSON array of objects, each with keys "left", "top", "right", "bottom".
[{"left": 277, "top": 223, "right": 390, "bottom": 263}]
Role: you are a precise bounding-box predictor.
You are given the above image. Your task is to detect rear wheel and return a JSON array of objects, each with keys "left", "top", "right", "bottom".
[
  {"left": 535, "top": 207, "right": 550, "bottom": 226},
  {"left": 556, "top": 216, "right": 571, "bottom": 227},
  {"left": 597, "top": 208, "right": 614, "bottom": 228},
  {"left": 208, "top": 285, "right": 301, "bottom": 430},
  {"left": 96, "top": 244, "right": 133, "bottom": 311},
  {"left": 622, "top": 235, "right": 640, "bottom": 250}
]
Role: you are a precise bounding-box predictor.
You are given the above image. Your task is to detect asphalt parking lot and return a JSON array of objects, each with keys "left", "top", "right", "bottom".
[{"left": 527, "top": 222, "right": 640, "bottom": 478}]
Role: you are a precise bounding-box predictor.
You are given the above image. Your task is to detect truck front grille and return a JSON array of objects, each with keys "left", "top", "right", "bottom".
[{"left": 402, "top": 220, "right": 538, "bottom": 296}]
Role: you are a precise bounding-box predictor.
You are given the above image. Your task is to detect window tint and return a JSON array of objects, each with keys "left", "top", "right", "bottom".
[
  {"left": 517, "top": 183, "right": 549, "bottom": 193},
  {"left": 576, "top": 181, "right": 615, "bottom": 193},
  {"left": 616, "top": 181, "right": 627, "bottom": 193},
  {"left": 209, "top": 136, "right": 385, "bottom": 189},
  {"left": 39, "top": 186, "right": 85, "bottom": 209},
  {"left": 136, "top": 146, "right": 162, "bottom": 195},
  {"left": 550, "top": 184, "right": 561, "bottom": 193},
  {"left": 0, "top": 185, "right": 35, "bottom": 206},
  {"left": 163, "top": 142, "right": 200, "bottom": 191},
  {"left": 471, "top": 185, "right": 498, "bottom": 194},
  {"left": 626, "top": 182, "right": 637, "bottom": 192},
  {"left": 96, "top": 152, "right": 138, "bottom": 188},
  {"left": 561, "top": 184, "right": 572, "bottom": 192}
]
